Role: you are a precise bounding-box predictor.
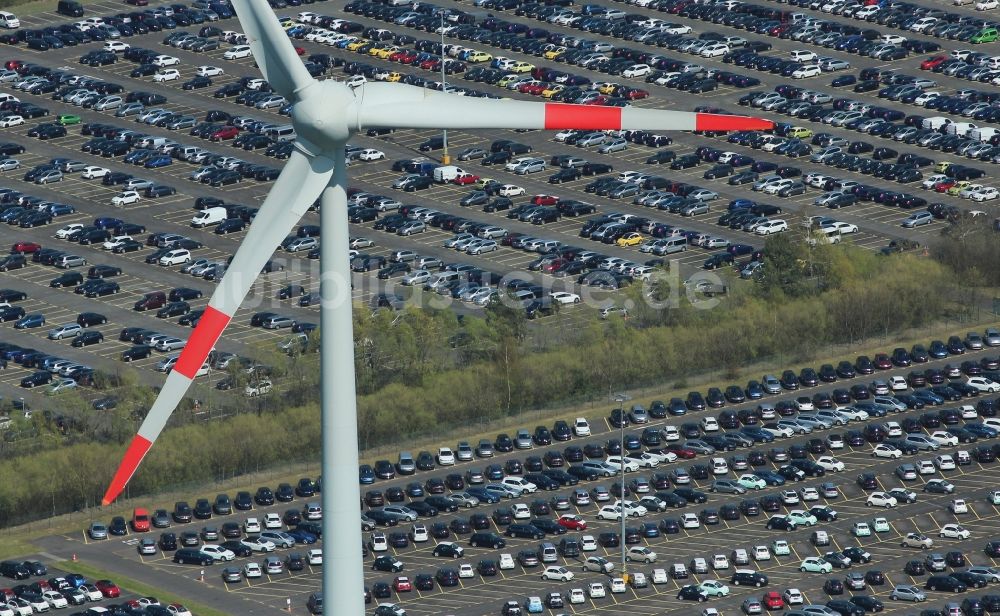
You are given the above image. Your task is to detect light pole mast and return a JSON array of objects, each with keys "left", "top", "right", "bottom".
[
  {"left": 612, "top": 392, "right": 631, "bottom": 583},
  {"left": 440, "top": 10, "right": 450, "bottom": 164}
]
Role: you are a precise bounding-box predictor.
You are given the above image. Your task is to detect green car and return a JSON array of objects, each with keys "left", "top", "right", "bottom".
[
  {"left": 799, "top": 557, "right": 832, "bottom": 574},
  {"left": 971, "top": 27, "right": 998, "bottom": 43},
  {"left": 772, "top": 540, "right": 790, "bottom": 556},
  {"left": 698, "top": 580, "right": 730, "bottom": 597},
  {"left": 57, "top": 114, "right": 81, "bottom": 126},
  {"left": 737, "top": 474, "right": 766, "bottom": 490},
  {"left": 853, "top": 522, "right": 872, "bottom": 537},
  {"left": 787, "top": 510, "right": 817, "bottom": 527},
  {"left": 872, "top": 517, "right": 891, "bottom": 533}
]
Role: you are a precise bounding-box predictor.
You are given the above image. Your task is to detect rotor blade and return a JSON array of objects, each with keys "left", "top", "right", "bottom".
[
  {"left": 102, "top": 149, "right": 335, "bottom": 506},
  {"left": 231, "top": 0, "right": 315, "bottom": 100},
  {"left": 355, "top": 83, "right": 772, "bottom": 132}
]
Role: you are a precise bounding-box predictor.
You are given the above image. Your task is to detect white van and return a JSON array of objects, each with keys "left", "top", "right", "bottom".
[
  {"left": 191, "top": 207, "right": 227, "bottom": 227},
  {"left": 660, "top": 237, "right": 687, "bottom": 254},
  {"left": 945, "top": 122, "right": 976, "bottom": 137},
  {"left": 922, "top": 116, "right": 951, "bottom": 131},
  {"left": 807, "top": 226, "right": 841, "bottom": 245},
  {"left": 432, "top": 165, "right": 464, "bottom": 183}
]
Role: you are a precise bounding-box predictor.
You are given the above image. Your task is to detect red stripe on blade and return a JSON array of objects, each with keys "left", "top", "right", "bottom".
[
  {"left": 102, "top": 434, "right": 152, "bottom": 505},
  {"left": 173, "top": 305, "right": 231, "bottom": 379},
  {"left": 544, "top": 103, "right": 621, "bottom": 130},
  {"left": 696, "top": 114, "right": 774, "bottom": 132}
]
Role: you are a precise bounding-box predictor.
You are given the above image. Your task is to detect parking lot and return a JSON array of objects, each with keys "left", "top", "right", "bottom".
[
  {"left": 26, "top": 327, "right": 1000, "bottom": 615},
  {"left": 0, "top": 0, "right": 996, "bottom": 418},
  {"left": 1, "top": 0, "right": 999, "bottom": 611}
]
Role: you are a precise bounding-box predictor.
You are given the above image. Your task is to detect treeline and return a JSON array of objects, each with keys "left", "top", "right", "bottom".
[
  {"left": 932, "top": 217, "right": 1000, "bottom": 287},
  {"left": 0, "top": 242, "right": 978, "bottom": 526}
]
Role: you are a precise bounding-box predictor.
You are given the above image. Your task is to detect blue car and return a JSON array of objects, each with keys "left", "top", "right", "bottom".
[
  {"left": 465, "top": 487, "right": 500, "bottom": 504},
  {"left": 525, "top": 597, "right": 543, "bottom": 614},
  {"left": 287, "top": 529, "right": 317, "bottom": 544},
  {"left": 94, "top": 216, "right": 124, "bottom": 229},
  {"left": 145, "top": 155, "right": 173, "bottom": 168},
  {"left": 831, "top": 75, "right": 857, "bottom": 87},
  {"left": 14, "top": 314, "right": 45, "bottom": 329},
  {"left": 47, "top": 204, "right": 76, "bottom": 216},
  {"left": 965, "top": 423, "right": 999, "bottom": 438},
  {"left": 359, "top": 465, "right": 375, "bottom": 485}
]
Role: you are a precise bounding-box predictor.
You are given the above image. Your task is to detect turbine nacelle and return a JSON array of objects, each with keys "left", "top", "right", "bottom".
[{"left": 290, "top": 81, "right": 356, "bottom": 154}]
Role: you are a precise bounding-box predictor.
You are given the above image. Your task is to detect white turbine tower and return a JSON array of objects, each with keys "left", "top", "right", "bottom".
[{"left": 102, "top": 0, "right": 772, "bottom": 612}]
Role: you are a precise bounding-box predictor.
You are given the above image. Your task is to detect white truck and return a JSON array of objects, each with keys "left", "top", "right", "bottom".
[{"left": 432, "top": 165, "right": 465, "bottom": 183}]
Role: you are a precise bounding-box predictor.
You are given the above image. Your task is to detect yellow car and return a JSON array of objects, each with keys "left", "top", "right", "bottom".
[
  {"left": 386, "top": 72, "right": 402, "bottom": 82},
  {"left": 947, "top": 181, "right": 970, "bottom": 196},
  {"left": 509, "top": 61, "right": 535, "bottom": 73},
  {"left": 467, "top": 51, "right": 493, "bottom": 63},
  {"left": 543, "top": 46, "right": 566, "bottom": 60},
  {"left": 473, "top": 177, "right": 496, "bottom": 189},
  {"left": 598, "top": 82, "right": 620, "bottom": 95},
  {"left": 497, "top": 74, "right": 519, "bottom": 87},
  {"left": 789, "top": 127, "right": 813, "bottom": 138},
  {"left": 542, "top": 84, "right": 564, "bottom": 98},
  {"left": 346, "top": 39, "right": 368, "bottom": 52},
  {"left": 616, "top": 232, "right": 644, "bottom": 247},
  {"left": 935, "top": 161, "right": 953, "bottom": 173}
]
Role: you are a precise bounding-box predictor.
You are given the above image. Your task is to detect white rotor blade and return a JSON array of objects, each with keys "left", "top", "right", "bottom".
[
  {"left": 231, "top": 0, "right": 315, "bottom": 100},
  {"left": 102, "top": 149, "right": 334, "bottom": 505},
  {"left": 356, "top": 83, "right": 773, "bottom": 132}
]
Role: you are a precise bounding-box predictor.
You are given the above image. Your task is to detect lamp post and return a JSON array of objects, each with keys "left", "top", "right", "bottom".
[
  {"left": 439, "top": 11, "right": 450, "bottom": 165},
  {"left": 611, "top": 392, "right": 631, "bottom": 583}
]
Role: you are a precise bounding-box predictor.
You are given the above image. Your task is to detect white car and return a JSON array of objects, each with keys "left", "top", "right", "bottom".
[
  {"left": 437, "top": 447, "right": 456, "bottom": 465},
  {"left": 569, "top": 588, "right": 586, "bottom": 604},
  {"left": 790, "top": 49, "right": 818, "bottom": 62},
  {"left": 711, "top": 554, "right": 730, "bottom": 570},
  {"left": 196, "top": 66, "right": 225, "bottom": 77},
  {"left": 917, "top": 460, "right": 936, "bottom": 475},
  {"left": 243, "top": 562, "right": 262, "bottom": 578},
  {"left": 263, "top": 513, "right": 282, "bottom": 529},
  {"left": 967, "top": 376, "right": 1000, "bottom": 392},
  {"left": 112, "top": 191, "right": 141, "bottom": 206},
  {"left": 588, "top": 582, "right": 607, "bottom": 598},
  {"left": 497, "top": 184, "right": 525, "bottom": 197},
  {"left": 580, "top": 535, "right": 597, "bottom": 551},
  {"left": 541, "top": 566, "right": 574, "bottom": 581},
  {"left": 574, "top": 417, "right": 591, "bottom": 436},
  {"left": 152, "top": 54, "right": 180, "bottom": 67},
  {"left": 815, "top": 456, "right": 845, "bottom": 472},
  {"left": 498, "top": 553, "right": 515, "bottom": 569},
  {"left": 550, "top": 292, "right": 581, "bottom": 305},
  {"left": 224, "top": 45, "right": 252, "bottom": 59},
  {"left": 41, "top": 591, "right": 67, "bottom": 609},
  {"left": 866, "top": 492, "right": 898, "bottom": 508},
  {"left": 307, "top": 549, "right": 322, "bottom": 566},
  {"left": 241, "top": 536, "right": 276, "bottom": 552},
  {"left": 81, "top": 165, "right": 109, "bottom": 179},
  {"left": 609, "top": 578, "right": 627, "bottom": 593},
  {"left": 358, "top": 149, "right": 385, "bottom": 161},
  {"left": 976, "top": 0, "right": 998, "bottom": 8},
  {"left": 681, "top": 513, "right": 700, "bottom": 528},
  {"left": 626, "top": 547, "right": 657, "bottom": 563},
  {"left": 872, "top": 444, "right": 901, "bottom": 459},
  {"left": 0, "top": 114, "right": 23, "bottom": 127},
  {"left": 950, "top": 499, "right": 969, "bottom": 514},
  {"left": 934, "top": 454, "right": 956, "bottom": 470},
  {"left": 200, "top": 545, "right": 236, "bottom": 561},
  {"left": 752, "top": 546, "right": 771, "bottom": 561},
  {"left": 939, "top": 523, "right": 970, "bottom": 539},
  {"left": 755, "top": 219, "right": 788, "bottom": 235},
  {"left": 792, "top": 65, "right": 822, "bottom": 78},
  {"left": 243, "top": 518, "right": 262, "bottom": 533},
  {"left": 652, "top": 568, "right": 669, "bottom": 584},
  {"left": 511, "top": 503, "right": 531, "bottom": 519},
  {"left": 153, "top": 69, "right": 180, "bottom": 82},
  {"left": 783, "top": 588, "right": 804, "bottom": 605},
  {"left": 824, "top": 221, "right": 858, "bottom": 234},
  {"left": 970, "top": 187, "right": 999, "bottom": 201}
]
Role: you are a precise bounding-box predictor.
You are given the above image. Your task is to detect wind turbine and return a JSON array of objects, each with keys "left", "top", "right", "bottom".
[{"left": 102, "top": 0, "right": 772, "bottom": 611}]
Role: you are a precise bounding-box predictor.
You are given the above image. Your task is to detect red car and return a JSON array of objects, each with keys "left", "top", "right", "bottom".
[
  {"left": 452, "top": 173, "right": 479, "bottom": 186},
  {"left": 541, "top": 259, "right": 567, "bottom": 273},
  {"left": 419, "top": 59, "right": 439, "bottom": 70},
  {"left": 397, "top": 51, "right": 418, "bottom": 64},
  {"left": 934, "top": 179, "right": 957, "bottom": 192},
  {"left": 11, "top": 241, "right": 41, "bottom": 254},
  {"left": 762, "top": 591, "right": 784, "bottom": 609},
  {"left": 210, "top": 126, "right": 239, "bottom": 141},
  {"left": 95, "top": 580, "right": 121, "bottom": 598},
  {"left": 665, "top": 445, "right": 697, "bottom": 459},
  {"left": 625, "top": 88, "right": 649, "bottom": 100},
  {"left": 132, "top": 507, "right": 150, "bottom": 532},
  {"left": 920, "top": 55, "right": 948, "bottom": 70},
  {"left": 294, "top": 46, "right": 305, "bottom": 56},
  {"left": 530, "top": 195, "right": 559, "bottom": 206},
  {"left": 4, "top": 60, "right": 22, "bottom": 71},
  {"left": 873, "top": 354, "right": 893, "bottom": 370},
  {"left": 583, "top": 95, "right": 607, "bottom": 106},
  {"left": 520, "top": 83, "right": 547, "bottom": 95},
  {"left": 392, "top": 576, "right": 412, "bottom": 592},
  {"left": 557, "top": 514, "right": 587, "bottom": 531}
]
